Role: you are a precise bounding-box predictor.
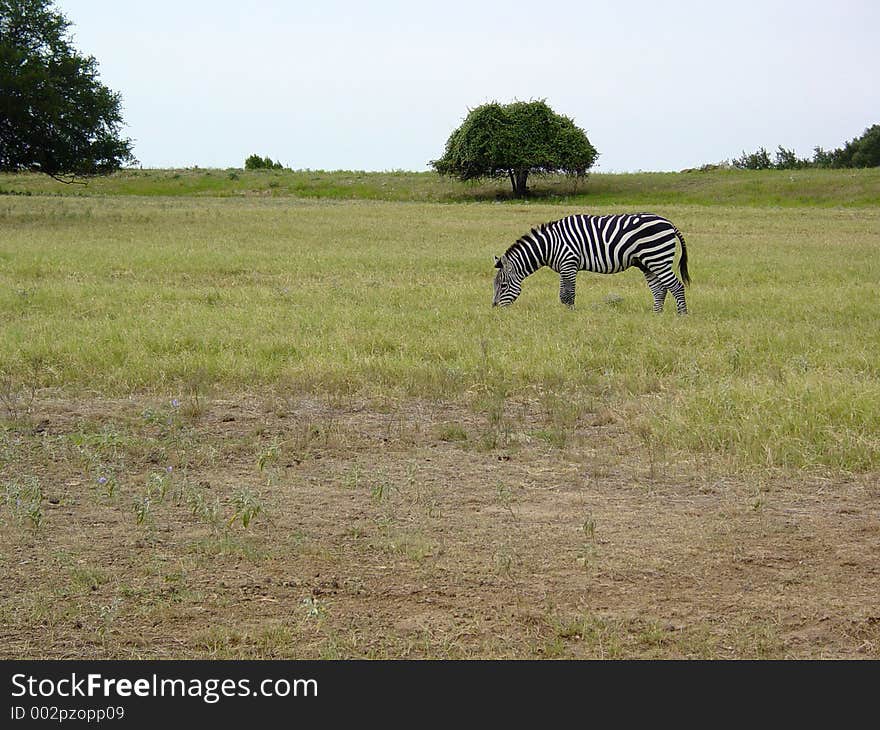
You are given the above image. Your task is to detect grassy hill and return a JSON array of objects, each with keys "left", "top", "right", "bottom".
[{"left": 2, "top": 166, "right": 879, "bottom": 206}]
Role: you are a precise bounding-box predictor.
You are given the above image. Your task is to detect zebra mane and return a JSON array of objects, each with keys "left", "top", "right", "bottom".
[{"left": 505, "top": 221, "right": 554, "bottom": 258}]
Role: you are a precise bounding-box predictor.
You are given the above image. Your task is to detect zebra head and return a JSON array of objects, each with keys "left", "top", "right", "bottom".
[{"left": 492, "top": 255, "right": 521, "bottom": 307}]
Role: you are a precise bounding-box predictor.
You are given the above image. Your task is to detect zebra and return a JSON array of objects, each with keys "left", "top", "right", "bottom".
[{"left": 492, "top": 213, "right": 690, "bottom": 314}]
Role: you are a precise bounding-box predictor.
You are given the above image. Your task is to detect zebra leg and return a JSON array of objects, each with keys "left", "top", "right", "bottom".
[
  {"left": 633, "top": 259, "right": 668, "bottom": 313},
  {"left": 642, "top": 270, "right": 668, "bottom": 313},
  {"left": 650, "top": 267, "right": 688, "bottom": 315},
  {"left": 559, "top": 269, "right": 577, "bottom": 308},
  {"left": 669, "top": 278, "right": 688, "bottom": 315}
]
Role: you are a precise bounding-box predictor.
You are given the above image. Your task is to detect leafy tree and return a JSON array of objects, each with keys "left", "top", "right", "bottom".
[
  {"left": 431, "top": 100, "right": 598, "bottom": 197},
  {"left": 732, "top": 147, "right": 772, "bottom": 170},
  {"left": 733, "top": 125, "right": 880, "bottom": 171},
  {"left": 244, "top": 154, "right": 284, "bottom": 170},
  {"left": 773, "top": 145, "right": 809, "bottom": 170},
  {"left": 811, "top": 146, "right": 835, "bottom": 168},
  {"left": 835, "top": 124, "right": 880, "bottom": 169},
  {"left": 0, "top": 0, "right": 135, "bottom": 181}
]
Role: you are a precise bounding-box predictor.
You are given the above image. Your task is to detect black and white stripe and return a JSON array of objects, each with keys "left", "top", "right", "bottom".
[{"left": 492, "top": 213, "right": 690, "bottom": 314}]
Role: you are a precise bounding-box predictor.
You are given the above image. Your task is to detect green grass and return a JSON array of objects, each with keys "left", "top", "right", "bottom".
[
  {"left": 2, "top": 166, "right": 879, "bottom": 206},
  {"left": 1, "top": 187, "right": 879, "bottom": 471}
]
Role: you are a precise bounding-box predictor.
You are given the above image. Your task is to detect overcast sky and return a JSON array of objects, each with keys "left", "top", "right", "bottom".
[{"left": 57, "top": 0, "right": 879, "bottom": 172}]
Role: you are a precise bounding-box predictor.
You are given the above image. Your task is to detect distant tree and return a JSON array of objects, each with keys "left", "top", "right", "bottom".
[
  {"left": 431, "top": 100, "right": 598, "bottom": 197},
  {"left": 773, "top": 145, "right": 809, "bottom": 170},
  {"left": 732, "top": 147, "right": 772, "bottom": 170},
  {"left": 0, "top": 0, "right": 135, "bottom": 181},
  {"left": 835, "top": 124, "right": 880, "bottom": 168},
  {"left": 245, "top": 154, "right": 283, "bottom": 170},
  {"left": 730, "top": 125, "right": 880, "bottom": 171},
  {"left": 811, "top": 146, "right": 835, "bottom": 168}
]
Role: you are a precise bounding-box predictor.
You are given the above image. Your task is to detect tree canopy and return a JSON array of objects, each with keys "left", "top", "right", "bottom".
[
  {"left": 431, "top": 100, "right": 598, "bottom": 197},
  {"left": 832, "top": 124, "right": 880, "bottom": 168},
  {"left": 244, "top": 154, "right": 284, "bottom": 170},
  {"left": 733, "top": 124, "right": 880, "bottom": 170},
  {"left": 0, "top": 0, "right": 135, "bottom": 180}
]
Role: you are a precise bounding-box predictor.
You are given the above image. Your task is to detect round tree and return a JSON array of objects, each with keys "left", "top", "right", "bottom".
[
  {"left": 0, "top": 0, "right": 135, "bottom": 181},
  {"left": 431, "top": 100, "right": 598, "bottom": 197}
]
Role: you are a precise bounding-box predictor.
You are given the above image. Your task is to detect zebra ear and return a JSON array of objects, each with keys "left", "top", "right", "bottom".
[{"left": 494, "top": 256, "right": 502, "bottom": 269}]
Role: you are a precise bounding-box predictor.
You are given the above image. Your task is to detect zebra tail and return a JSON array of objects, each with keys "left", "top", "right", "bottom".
[{"left": 674, "top": 227, "right": 691, "bottom": 286}]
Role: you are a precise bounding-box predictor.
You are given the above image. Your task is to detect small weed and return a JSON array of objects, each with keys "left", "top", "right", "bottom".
[
  {"left": 133, "top": 494, "right": 153, "bottom": 527},
  {"left": 147, "top": 467, "right": 175, "bottom": 501},
  {"left": 343, "top": 464, "right": 361, "bottom": 490},
  {"left": 633, "top": 418, "right": 664, "bottom": 481},
  {"left": 133, "top": 466, "right": 178, "bottom": 526},
  {"left": 180, "top": 370, "right": 210, "bottom": 420},
  {"left": 576, "top": 542, "right": 598, "bottom": 571},
  {"left": 551, "top": 613, "right": 625, "bottom": 659},
  {"left": 582, "top": 514, "right": 596, "bottom": 541},
  {"left": 371, "top": 481, "right": 390, "bottom": 503},
  {"left": 141, "top": 398, "right": 191, "bottom": 446},
  {"left": 94, "top": 471, "right": 118, "bottom": 498},
  {"left": 193, "top": 533, "right": 268, "bottom": 562},
  {"left": 256, "top": 623, "right": 294, "bottom": 657},
  {"left": 229, "top": 486, "right": 264, "bottom": 529},
  {"left": 0, "top": 356, "right": 47, "bottom": 420},
  {"left": 290, "top": 420, "right": 338, "bottom": 460},
  {"left": 97, "top": 597, "right": 122, "bottom": 641},
  {"left": 437, "top": 422, "right": 468, "bottom": 442},
  {"left": 70, "top": 566, "right": 108, "bottom": 592},
  {"left": 532, "top": 428, "right": 567, "bottom": 448},
  {"left": 302, "top": 596, "right": 325, "bottom": 620},
  {"left": 187, "top": 490, "right": 223, "bottom": 533},
  {"left": 494, "top": 541, "right": 518, "bottom": 577},
  {"left": 394, "top": 531, "right": 435, "bottom": 562},
  {"left": 257, "top": 437, "right": 282, "bottom": 472},
  {"left": 476, "top": 379, "right": 512, "bottom": 451},
  {"left": 413, "top": 481, "right": 442, "bottom": 519},
  {"left": 496, "top": 483, "right": 517, "bottom": 521},
  {"left": 3, "top": 476, "right": 44, "bottom": 530},
  {"left": 575, "top": 511, "right": 598, "bottom": 569},
  {"left": 140, "top": 407, "right": 163, "bottom": 427}
]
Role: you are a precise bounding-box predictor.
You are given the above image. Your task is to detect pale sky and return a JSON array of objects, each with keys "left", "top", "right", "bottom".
[{"left": 57, "top": 0, "right": 879, "bottom": 172}]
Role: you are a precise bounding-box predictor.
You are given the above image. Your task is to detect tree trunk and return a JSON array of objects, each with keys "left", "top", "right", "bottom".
[{"left": 509, "top": 169, "right": 529, "bottom": 198}]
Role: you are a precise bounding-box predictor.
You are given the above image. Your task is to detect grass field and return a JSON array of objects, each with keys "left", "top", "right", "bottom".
[
  {"left": 1, "top": 170, "right": 879, "bottom": 658},
  {"left": 3, "top": 165, "right": 880, "bottom": 206}
]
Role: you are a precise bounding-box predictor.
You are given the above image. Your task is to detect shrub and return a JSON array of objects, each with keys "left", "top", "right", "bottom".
[
  {"left": 837, "top": 124, "right": 880, "bottom": 168},
  {"left": 732, "top": 147, "right": 772, "bottom": 170},
  {"left": 732, "top": 124, "right": 879, "bottom": 171},
  {"left": 245, "top": 154, "right": 284, "bottom": 170},
  {"left": 773, "top": 146, "right": 810, "bottom": 170}
]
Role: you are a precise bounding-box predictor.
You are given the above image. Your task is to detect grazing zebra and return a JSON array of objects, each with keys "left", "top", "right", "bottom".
[{"left": 492, "top": 213, "right": 691, "bottom": 314}]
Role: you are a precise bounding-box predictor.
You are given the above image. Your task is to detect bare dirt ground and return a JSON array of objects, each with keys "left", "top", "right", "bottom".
[{"left": 1, "top": 393, "right": 878, "bottom": 659}]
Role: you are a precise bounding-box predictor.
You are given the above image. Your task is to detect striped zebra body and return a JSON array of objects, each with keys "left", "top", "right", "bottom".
[{"left": 492, "top": 213, "right": 690, "bottom": 314}]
